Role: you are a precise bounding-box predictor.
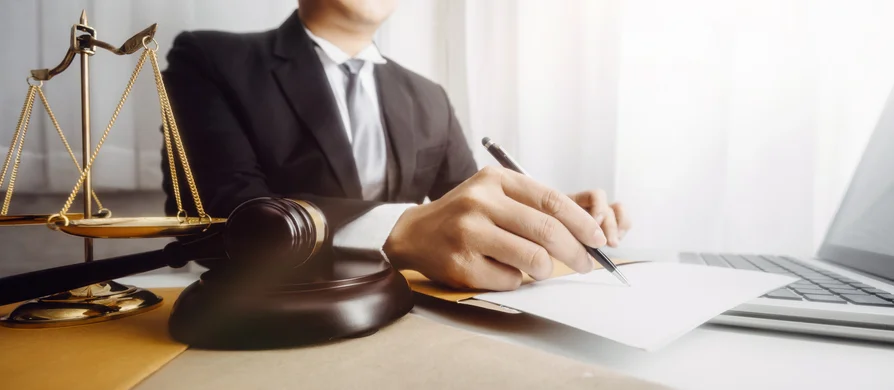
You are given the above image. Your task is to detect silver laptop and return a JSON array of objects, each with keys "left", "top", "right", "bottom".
[{"left": 680, "top": 89, "right": 894, "bottom": 343}]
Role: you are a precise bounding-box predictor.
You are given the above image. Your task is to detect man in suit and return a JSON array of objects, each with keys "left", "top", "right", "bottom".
[{"left": 162, "top": 0, "right": 631, "bottom": 291}]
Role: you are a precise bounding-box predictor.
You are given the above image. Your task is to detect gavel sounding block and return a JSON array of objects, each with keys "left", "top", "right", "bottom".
[{"left": 136, "top": 313, "right": 669, "bottom": 390}]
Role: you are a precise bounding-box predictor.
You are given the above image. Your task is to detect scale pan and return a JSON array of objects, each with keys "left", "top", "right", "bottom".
[
  {"left": 0, "top": 213, "right": 85, "bottom": 226},
  {"left": 54, "top": 216, "right": 226, "bottom": 238}
]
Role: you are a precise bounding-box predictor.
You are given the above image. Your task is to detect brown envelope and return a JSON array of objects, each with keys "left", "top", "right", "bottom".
[
  {"left": 0, "top": 288, "right": 187, "bottom": 390},
  {"left": 401, "top": 259, "right": 636, "bottom": 311}
]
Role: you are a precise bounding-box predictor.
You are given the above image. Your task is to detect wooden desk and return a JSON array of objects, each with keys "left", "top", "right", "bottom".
[
  {"left": 2, "top": 274, "right": 665, "bottom": 390},
  {"left": 135, "top": 314, "right": 666, "bottom": 390}
]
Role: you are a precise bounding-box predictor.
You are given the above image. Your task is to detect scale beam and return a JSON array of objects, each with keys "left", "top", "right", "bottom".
[{"left": 30, "top": 14, "right": 157, "bottom": 81}]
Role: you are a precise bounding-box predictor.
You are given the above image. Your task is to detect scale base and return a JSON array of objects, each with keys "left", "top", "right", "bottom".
[{"left": 0, "top": 281, "right": 162, "bottom": 328}]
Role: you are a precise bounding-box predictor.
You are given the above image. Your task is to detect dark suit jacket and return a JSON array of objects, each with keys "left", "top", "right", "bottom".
[{"left": 161, "top": 12, "right": 478, "bottom": 243}]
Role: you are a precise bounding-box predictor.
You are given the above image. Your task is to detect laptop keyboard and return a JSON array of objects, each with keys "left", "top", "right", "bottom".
[{"left": 681, "top": 253, "right": 894, "bottom": 307}]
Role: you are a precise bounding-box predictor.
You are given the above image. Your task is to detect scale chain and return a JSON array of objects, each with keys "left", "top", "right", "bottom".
[
  {"left": 0, "top": 86, "right": 37, "bottom": 215},
  {"left": 1, "top": 84, "right": 108, "bottom": 216},
  {"left": 153, "top": 55, "right": 184, "bottom": 218},
  {"left": 35, "top": 87, "right": 105, "bottom": 211},
  {"left": 148, "top": 49, "right": 206, "bottom": 219}
]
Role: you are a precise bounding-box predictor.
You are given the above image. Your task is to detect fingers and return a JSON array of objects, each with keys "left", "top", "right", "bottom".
[
  {"left": 488, "top": 199, "right": 594, "bottom": 274},
  {"left": 602, "top": 209, "right": 620, "bottom": 248},
  {"left": 572, "top": 189, "right": 620, "bottom": 247},
  {"left": 453, "top": 254, "right": 524, "bottom": 291},
  {"left": 569, "top": 190, "right": 599, "bottom": 214},
  {"left": 491, "top": 168, "right": 606, "bottom": 248},
  {"left": 477, "top": 220, "right": 556, "bottom": 280},
  {"left": 611, "top": 202, "right": 632, "bottom": 240}
]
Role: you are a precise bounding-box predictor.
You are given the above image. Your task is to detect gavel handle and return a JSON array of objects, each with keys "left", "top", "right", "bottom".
[
  {"left": 0, "top": 249, "right": 165, "bottom": 306},
  {"left": 0, "top": 233, "right": 226, "bottom": 306}
]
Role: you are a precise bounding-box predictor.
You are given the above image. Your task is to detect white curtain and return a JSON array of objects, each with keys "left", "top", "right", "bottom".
[
  {"left": 378, "top": 0, "right": 894, "bottom": 255},
  {"left": 0, "top": 0, "right": 297, "bottom": 193}
]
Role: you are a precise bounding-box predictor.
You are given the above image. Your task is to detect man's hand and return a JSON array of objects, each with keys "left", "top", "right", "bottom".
[
  {"left": 569, "top": 190, "right": 631, "bottom": 248},
  {"left": 384, "top": 166, "right": 607, "bottom": 291}
]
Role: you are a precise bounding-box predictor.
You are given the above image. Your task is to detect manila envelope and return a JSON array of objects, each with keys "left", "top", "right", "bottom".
[
  {"left": 401, "top": 258, "right": 637, "bottom": 313},
  {"left": 0, "top": 288, "right": 187, "bottom": 390}
]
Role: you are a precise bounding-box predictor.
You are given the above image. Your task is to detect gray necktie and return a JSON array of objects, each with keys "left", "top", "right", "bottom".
[{"left": 341, "top": 59, "right": 387, "bottom": 200}]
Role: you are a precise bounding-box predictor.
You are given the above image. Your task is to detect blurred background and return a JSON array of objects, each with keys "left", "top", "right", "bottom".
[{"left": 2, "top": 0, "right": 893, "bottom": 276}]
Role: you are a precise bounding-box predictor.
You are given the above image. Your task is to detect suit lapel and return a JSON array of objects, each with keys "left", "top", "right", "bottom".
[
  {"left": 375, "top": 63, "right": 416, "bottom": 200},
  {"left": 271, "top": 12, "right": 362, "bottom": 198}
]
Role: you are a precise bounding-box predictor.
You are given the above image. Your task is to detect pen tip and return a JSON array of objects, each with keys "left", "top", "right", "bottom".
[
  {"left": 613, "top": 271, "right": 631, "bottom": 287},
  {"left": 481, "top": 137, "right": 493, "bottom": 148}
]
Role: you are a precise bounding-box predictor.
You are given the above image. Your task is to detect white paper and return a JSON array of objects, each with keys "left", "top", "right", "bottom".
[{"left": 475, "top": 262, "right": 797, "bottom": 351}]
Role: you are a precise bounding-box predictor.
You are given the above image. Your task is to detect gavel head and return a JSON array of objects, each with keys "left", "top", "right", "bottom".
[{"left": 222, "top": 198, "right": 328, "bottom": 269}]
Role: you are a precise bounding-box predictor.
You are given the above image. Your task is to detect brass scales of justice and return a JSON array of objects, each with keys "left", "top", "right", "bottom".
[{"left": 0, "top": 11, "right": 225, "bottom": 327}]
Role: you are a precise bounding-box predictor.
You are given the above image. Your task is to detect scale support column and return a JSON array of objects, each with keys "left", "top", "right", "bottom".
[{"left": 77, "top": 10, "right": 95, "bottom": 262}]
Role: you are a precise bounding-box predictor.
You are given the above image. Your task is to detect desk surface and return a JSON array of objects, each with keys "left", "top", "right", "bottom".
[{"left": 120, "top": 267, "right": 894, "bottom": 390}]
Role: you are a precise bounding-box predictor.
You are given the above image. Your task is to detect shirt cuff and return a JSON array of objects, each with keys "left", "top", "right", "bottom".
[{"left": 332, "top": 203, "right": 416, "bottom": 262}]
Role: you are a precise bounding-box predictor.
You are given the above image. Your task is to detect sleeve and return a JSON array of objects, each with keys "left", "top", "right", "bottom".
[
  {"left": 426, "top": 86, "right": 479, "bottom": 201},
  {"left": 332, "top": 203, "right": 416, "bottom": 260},
  {"left": 161, "top": 32, "right": 396, "bottom": 255}
]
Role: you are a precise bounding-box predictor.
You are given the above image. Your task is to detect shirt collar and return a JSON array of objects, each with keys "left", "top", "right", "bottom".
[{"left": 304, "top": 27, "right": 387, "bottom": 65}]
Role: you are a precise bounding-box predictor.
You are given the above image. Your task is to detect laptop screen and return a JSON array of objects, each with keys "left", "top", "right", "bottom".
[{"left": 819, "top": 90, "right": 894, "bottom": 281}]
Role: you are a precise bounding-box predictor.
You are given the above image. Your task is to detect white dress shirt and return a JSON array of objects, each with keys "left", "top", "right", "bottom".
[{"left": 304, "top": 28, "right": 415, "bottom": 261}]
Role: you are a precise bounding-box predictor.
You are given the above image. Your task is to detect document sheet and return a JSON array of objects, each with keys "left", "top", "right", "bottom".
[{"left": 475, "top": 262, "right": 797, "bottom": 351}]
